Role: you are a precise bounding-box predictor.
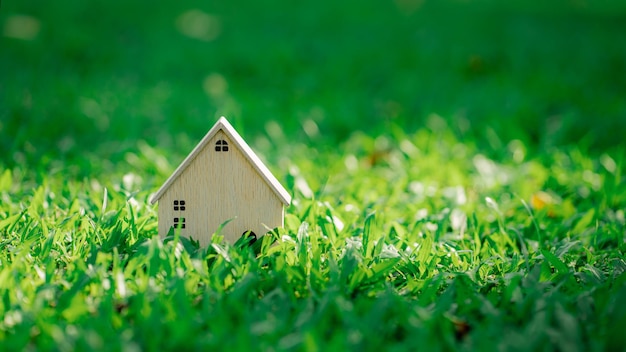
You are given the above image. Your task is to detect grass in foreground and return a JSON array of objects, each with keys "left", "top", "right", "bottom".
[
  {"left": 2, "top": 0, "right": 626, "bottom": 350},
  {"left": 0, "top": 126, "right": 624, "bottom": 351}
]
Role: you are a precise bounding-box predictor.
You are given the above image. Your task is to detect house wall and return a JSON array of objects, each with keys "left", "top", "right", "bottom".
[{"left": 157, "top": 131, "right": 284, "bottom": 246}]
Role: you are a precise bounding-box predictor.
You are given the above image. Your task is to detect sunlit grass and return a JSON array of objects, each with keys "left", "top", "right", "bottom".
[
  {"left": 1, "top": 125, "right": 624, "bottom": 350},
  {"left": 2, "top": 0, "right": 626, "bottom": 349}
]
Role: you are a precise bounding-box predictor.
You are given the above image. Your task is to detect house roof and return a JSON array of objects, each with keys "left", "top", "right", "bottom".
[{"left": 149, "top": 117, "right": 292, "bottom": 206}]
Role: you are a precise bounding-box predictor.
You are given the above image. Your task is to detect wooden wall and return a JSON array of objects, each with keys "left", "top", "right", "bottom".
[{"left": 157, "top": 131, "right": 284, "bottom": 245}]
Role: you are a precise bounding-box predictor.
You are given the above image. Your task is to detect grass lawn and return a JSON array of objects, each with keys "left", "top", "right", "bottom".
[{"left": 1, "top": 0, "right": 626, "bottom": 350}]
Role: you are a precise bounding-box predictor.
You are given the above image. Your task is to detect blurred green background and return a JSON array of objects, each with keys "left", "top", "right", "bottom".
[{"left": 2, "top": 0, "right": 625, "bottom": 177}]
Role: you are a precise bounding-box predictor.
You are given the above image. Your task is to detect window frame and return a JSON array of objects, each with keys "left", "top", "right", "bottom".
[
  {"left": 215, "top": 139, "right": 229, "bottom": 152},
  {"left": 173, "top": 217, "right": 186, "bottom": 229},
  {"left": 174, "top": 199, "right": 186, "bottom": 211}
]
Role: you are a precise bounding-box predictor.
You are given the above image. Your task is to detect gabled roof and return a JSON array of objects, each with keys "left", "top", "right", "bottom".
[{"left": 149, "top": 117, "right": 291, "bottom": 206}]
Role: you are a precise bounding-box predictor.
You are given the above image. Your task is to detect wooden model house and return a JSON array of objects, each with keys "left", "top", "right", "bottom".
[{"left": 150, "top": 117, "right": 291, "bottom": 246}]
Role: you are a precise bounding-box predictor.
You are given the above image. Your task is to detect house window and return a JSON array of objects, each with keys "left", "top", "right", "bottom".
[
  {"left": 215, "top": 140, "right": 229, "bottom": 152},
  {"left": 174, "top": 217, "right": 186, "bottom": 229},
  {"left": 173, "top": 201, "right": 186, "bottom": 229},
  {"left": 174, "top": 200, "right": 185, "bottom": 211}
]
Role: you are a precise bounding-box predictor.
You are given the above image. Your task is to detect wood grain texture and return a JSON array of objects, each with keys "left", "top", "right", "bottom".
[
  {"left": 151, "top": 117, "right": 291, "bottom": 206},
  {"left": 153, "top": 118, "right": 289, "bottom": 245}
]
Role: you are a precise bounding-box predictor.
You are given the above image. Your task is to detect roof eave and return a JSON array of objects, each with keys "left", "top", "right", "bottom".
[{"left": 150, "top": 117, "right": 292, "bottom": 206}]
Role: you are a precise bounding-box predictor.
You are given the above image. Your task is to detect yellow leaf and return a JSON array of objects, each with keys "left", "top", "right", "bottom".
[{"left": 530, "top": 191, "right": 553, "bottom": 210}]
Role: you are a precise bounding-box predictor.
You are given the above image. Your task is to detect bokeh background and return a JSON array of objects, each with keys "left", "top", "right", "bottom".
[{"left": 2, "top": 0, "right": 625, "bottom": 178}]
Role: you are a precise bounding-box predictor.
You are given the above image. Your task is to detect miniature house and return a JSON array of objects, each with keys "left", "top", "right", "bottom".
[{"left": 150, "top": 117, "right": 291, "bottom": 246}]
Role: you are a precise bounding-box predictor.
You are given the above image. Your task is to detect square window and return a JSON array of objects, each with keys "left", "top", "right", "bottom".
[
  {"left": 173, "top": 217, "right": 185, "bottom": 229},
  {"left": 174, "top": 200, "right": 186, "bottom": 211}
]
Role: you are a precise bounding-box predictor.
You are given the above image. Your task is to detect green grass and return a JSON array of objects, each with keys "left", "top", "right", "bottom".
[{"left": 1, "top": 0, "right": 626, "bottom": 350}]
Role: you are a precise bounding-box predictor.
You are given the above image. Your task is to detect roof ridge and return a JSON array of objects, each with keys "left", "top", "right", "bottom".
[{"left": 149, "top": 117, "right": 291, "bottom": 206}]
